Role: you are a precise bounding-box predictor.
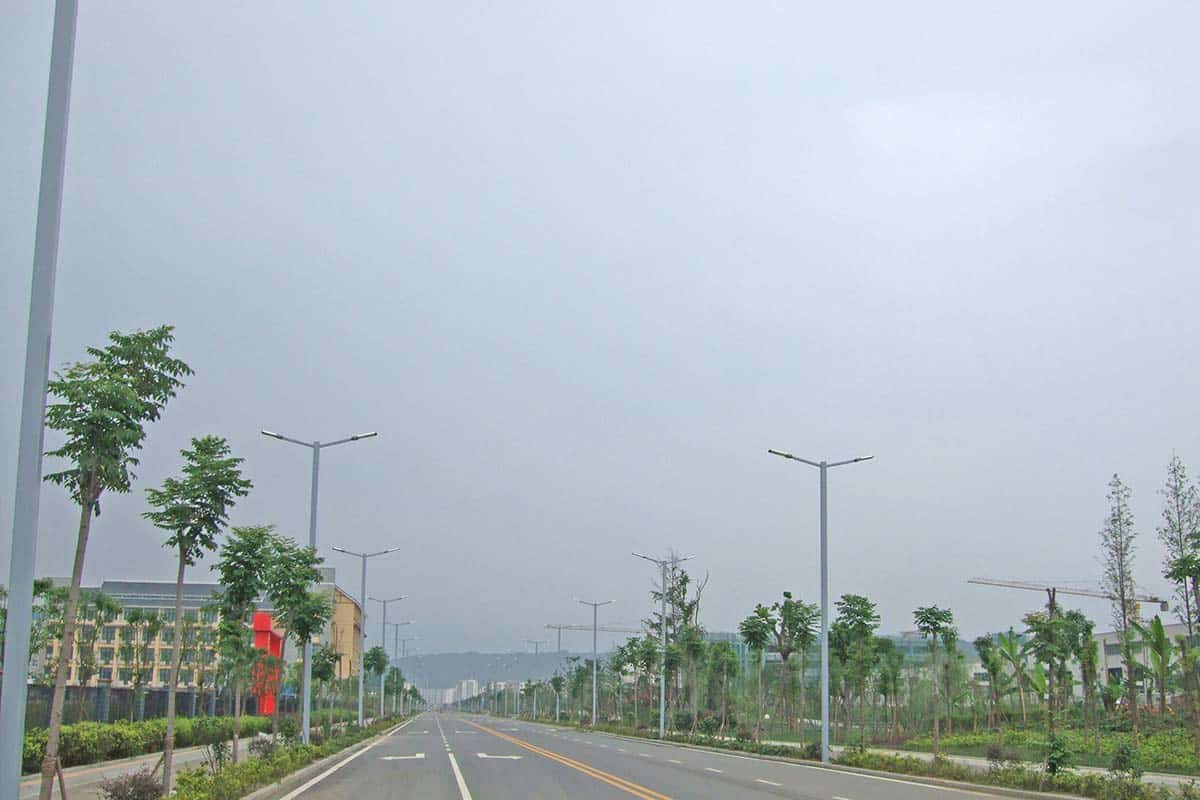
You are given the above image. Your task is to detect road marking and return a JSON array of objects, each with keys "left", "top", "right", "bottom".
[
  {"left": 277, "top": 716, "right": 415, "bottom": 800},
  {"left": 436, "top": 714, "right": 475, "bottom": 800},
  {"left": 833, "top": 796, "right": 854, "bottom": 800},
  {"left": 668, "top": 759, "right": 682, "bottom": 764},
  {"left": 755, "top": 778, "right": 783, "bottom": 786},
  {"left": 467, "top": 720, "right": 672, "bottom": 800},
  {"left": 477, "top": 753, "right": 523, "bottom": 760},
  {"left": 705, "top": 767, "right": 723, "bottom": 774},
  {"left": 639, "top": 753, "right": 652, "bottom": 758},
  {"left": 379, "top": 754, "right": 425, "bottom": 760}
]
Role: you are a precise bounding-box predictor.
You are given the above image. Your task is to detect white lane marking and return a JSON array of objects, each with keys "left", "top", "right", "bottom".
[
  {"left": 638, "top": 753, "right": 652, "bottom": 758},
  {"left": 380, "top": 754, "right": 425, "bottom": 760},
  {"left": 477, "top": 753, "right": 523, "bottom": 760},
  {"left": 756, "top": 778, "right": 783, "bottom": 787},
  {"left": 617, "top": 748, "right": 628, "bottom": 753},
  {"left": 277, "top": 716, "right": 415, "bottom": 800},
  {"left": 668, "top": 759, "right": 682, "bottom": 765},
  {"left": 705, "top": 767, "right": 723, "bottom": 774},
  {"left": 448, "top": 752, "right": 474, "bottom": 800},
  {"left": 834, "top": 796, "right": 854, "bottom": 800}
]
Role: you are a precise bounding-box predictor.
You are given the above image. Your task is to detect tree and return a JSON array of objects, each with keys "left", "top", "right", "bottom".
[
  {"left": 311, "top": 644, "right": 339, "bottom": 730},
  {"left": 1100, "top": 473, "right": 1140, "bottom": 735},
  {"left": 261, "top": 537, "right": 327, "bottom": 733},
  {"left": 771, "top": 592, "right": 818, "bottom": 734},
  {"left": 996, "top": 630, "right": 1029, "bottom": 725},
  {"left": 120, "top": 608, "right": 162, "bottom": 719},
  {"left": 364, "top": 646, "right": 388, "bottom": 713},
  {"left": 1132, "top": 616, "right": 1174, "bottom": 715},
  {"left": 913, "top": 605, "right": 954, "bottom": 757},
  {"left": 143, "top": 435, "right": 250, "bottom": 793},
  {"left": 739, "top": 607, "right": 772, "bottom": 740},
  {"left": 678, "top": 624, "right": 707, "bottom": 734},
  {"left": 213, "top": 525, "right": 274, "bottom": 762},
  {"left": 834, "top": 594, "right": 881, "bottom": 747},
  {"left": 973, "top": 635, "right": 1004, "bottom": 732},
  {"left": 38, "top": 326, "right": 190, "bottom": 800},
  {"left": 1023, "top": 609, "right": 1071, "bottom": 735},
  {"left": 1159, "top": 455, "right": 1200, "bottom": 637},
  {"left": 708, "top": 641, "right": 739, "bottom": 735},
  {"left": 72, "top": 591, "right": 121, "bottom": 720}
]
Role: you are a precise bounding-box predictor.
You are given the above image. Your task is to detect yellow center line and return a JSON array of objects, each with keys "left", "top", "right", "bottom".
[{"left": 466, "top": 721, "right": 673, "bottom": 800}]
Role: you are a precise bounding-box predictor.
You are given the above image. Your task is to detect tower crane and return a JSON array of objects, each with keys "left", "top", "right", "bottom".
[
  {"left": 544, "top": 623, "right": 642, "bottom": 653},
  {"left": 967, "top": 577, "right": 1169, "bottom": 618}
]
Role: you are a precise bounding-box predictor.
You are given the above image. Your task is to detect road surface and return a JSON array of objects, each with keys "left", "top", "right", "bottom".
[{"left": 296, "top": 712, "right": 1007, "bottom": 799}]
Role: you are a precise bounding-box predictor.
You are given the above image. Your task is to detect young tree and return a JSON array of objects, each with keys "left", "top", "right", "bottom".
[
  {"left": 1100, "top": 473, "right": 1140, "bottom": 735},
  {"left": 678, "top": 624, "right": 707, "bottom": 734},
  {"left": 973, "top": 635, "right": 1004, "bottom": 732},
  {"left": 1022, "top": 609, "right": 1070, "bottom": 735},
  {"left": 708, "top": 641, "right": 739, "bottom": 735},
  {"left": 913, "top": 605, "right": 955, "bottom": 757},
  {"left": 739, "top": 607, "right": 772, "bottom": 740},
  {"left": 364, "top": 646, "right": 388, "bottom": 715},
  {"left": 1132, "top": 616, "right": 1174, "bottom": 715},
  {"left": 311, "top": 644, "right": 339, "bottom": 730},
  {"left": 261, "top": 537, "right": 327, "bottom": 733},
  {"left": 834, "top": 594, "right": 881, "bottom": 746},
  {"left": 771, "top": 592, "right": 818, "bottom": 734},
  {"left": 38, "top": 327, "right": 190, "bottom": 800},
  {"left": 996, "top": 630, "right": 1029, "bottom": 725},
  {"left": 143, "top": 435, "right": 250, "bottom": 793},
  {"left": 875, "top": 638, "right": 905, "bottom": 743},
  {"left": 1159, "top": 455, "right": 1200, "bottom": 637}
]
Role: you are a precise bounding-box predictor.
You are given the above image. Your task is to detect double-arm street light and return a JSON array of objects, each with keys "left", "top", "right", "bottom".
[
  {"left": 332, "top": 545, "right": 400, "bottom": 726},
  {"left": 261, "top": 428, "right": 377, "bottom": 742},
  {"left": 633, "top": 552, "right": 694, "bottom": 738},
  {"left": 387, "top": 627, "right": 417, "bottom": 714},
  {"left": 370, "top": 595, "right": 407, "bottom": 717},
  {"left": 768, "top": 447, "right": 873, "bottom": 763},
  {"left": 576, "top": 599, "right": 613, "bottom": 727}
]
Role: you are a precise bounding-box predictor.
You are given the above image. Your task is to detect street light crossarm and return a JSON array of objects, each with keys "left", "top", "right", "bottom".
[
  {"left": 369, "top": 594, "right": 407, "bottom": 603},
  {"left": 366, "top": 546, "right": 402, "bottom": 558},
  {"left": 828, "top": 455, "right": 875, "bottom": 468},
  {"left": 261, "top": 430, "right": 313, "bottom": 448},
  {"left": 320, "top": 432, "right": 380, "bottom": 448},
  {"left": 767, "top": 449, "right": 822, "bottom": 468}
]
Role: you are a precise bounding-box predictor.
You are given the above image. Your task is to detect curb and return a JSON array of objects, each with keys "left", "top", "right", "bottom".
[{"left": 231, "top": 717, "right": 413, "bottom": 800}]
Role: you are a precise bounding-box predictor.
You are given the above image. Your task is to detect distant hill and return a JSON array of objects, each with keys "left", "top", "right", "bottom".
[{"left": 395, "top": 650, "right": 600, "bottom": 689}]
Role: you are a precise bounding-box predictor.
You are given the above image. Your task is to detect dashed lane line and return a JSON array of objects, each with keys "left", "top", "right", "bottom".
[{"left": 755, "top": 778, "right": 783, "bottom": 787}]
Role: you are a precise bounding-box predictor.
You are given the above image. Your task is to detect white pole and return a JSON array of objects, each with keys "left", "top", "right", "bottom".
[
  {"left": 357, "top": 555, "right": 366, "bottom": 726},
  {"left": 0, "top": 4, "right": 77, "bottom": 799},
  {"left": 819, "top": 461, "right": 830, "bottom": 763},
  {"left": 301, "top": 444, "right": 319, "bottom": 744}
]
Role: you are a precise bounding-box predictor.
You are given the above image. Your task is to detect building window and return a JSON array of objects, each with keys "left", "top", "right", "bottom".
[
  {"left": 45, "top": 646, "right": 54, "bottom": 659},
  {"left": 1104, "top": 643, "right": 1122, "bottom": 656},
  {"left": 202, "top": 608, "right": 217, "bottom": 623},
  {"left": 179, "top": 669, "right": 193, "bottom": 684},
  {"left": 184, "top": 609, "right": 199, "bottom": 622},
  {"left": 159, "top": 649, "right": 173, "bottom": 664},
  {"left": 102, "top": 626, "right": 117, "bottom": 642},
  {"left": 99, "top": 648, "right": 114, "bottom": 664},
  {"left": 99, "top": 667, "right": 113, "bottom": 681},
  {"left": 160, "top": 608, "right": 176, "bottom": 622},
  {"left": 161, "top": 628, "right": 175, "bottom": 644},
  {"left": 201, "top": 650, "right": 216, "bottom": 665},
  {"left": 157, "top": 669, "right": 171, "bottom": 683}
]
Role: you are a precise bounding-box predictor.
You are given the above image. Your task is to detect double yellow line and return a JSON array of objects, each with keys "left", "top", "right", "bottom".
[{"left": 466, "top": 721, "right": 672, "bottom": 800}]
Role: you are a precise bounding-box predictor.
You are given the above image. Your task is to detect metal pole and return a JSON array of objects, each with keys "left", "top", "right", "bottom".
[
  {"left": 659, "top": 562, "right": 667, "bottom": 738},
  {"left": 819, "top": 462, "right": 829, "bottom": 763},
  {"left": 301, "top": 444, "right": 319, "bottom": 743},
  {"left": 0, "top": 4, "right": 77, "bottom": 798},
  {"left": 379, "top": 600, "right": 387, "bottom": 719},
  {"left": 357, "top": 555, "right": 366, "bottom": 726},
  {"left": 592, "top": 604, "right": 598, "bottom": 726}
]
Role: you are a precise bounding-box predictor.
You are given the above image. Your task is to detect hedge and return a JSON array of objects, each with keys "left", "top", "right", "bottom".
[
  {"left": 173, "top": 719, "right": 395, "bottom": 800},
  {"left": 23, "top": 716, "right": 273, "bottom": 774}
]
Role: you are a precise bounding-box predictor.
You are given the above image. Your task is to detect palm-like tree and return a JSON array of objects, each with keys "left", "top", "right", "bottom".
[
  {"left": 996, "top": 630, "right": 1029, "bottom": 725},
  {"left": 1132, "top": 616, "right": 1174, "bottom": 715},
  {"left": 913, "top": 605, "right": 955, "bottom": 756},
  {"left": 739, "top": 608, "right": 772, "bottom": 740}
]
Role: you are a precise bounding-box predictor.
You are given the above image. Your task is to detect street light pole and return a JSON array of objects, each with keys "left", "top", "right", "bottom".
[
  {"left": 633, "top": 552, "right": 694, "bottom": 738},
  {"left": 370, "top": 596, "right": 406, "bottom": 718},
  {"left": 332, "top": 545, "right": 400, "bottom": 726},
  {"left": 524, "top": 640, "right": 547, "bottom": 720},
  {"left": 0, "top": 4, "right": 78, "bottom": 797},
  {"left": 576, "top": 599, "right": 612, "bottom": 727},
  {"left": 261, "top": 429, "right": 377, "bottom": 743},
  {"left": 768, "top": 448, "right": 873, "bottom": 763}
]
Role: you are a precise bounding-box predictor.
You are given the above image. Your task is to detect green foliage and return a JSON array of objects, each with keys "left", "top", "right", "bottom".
[
  {"left": 1046, "top": 732, "right": 1071, "bottom": 775},
  {"left": 1112, "top": 741, "right": 1144, "bottom": 780},
  {"left": 364, "top": 646, "right": 389, "bottom": 678},
  {"left": 97, "top": 768, "right": 162, "bottom": 800},
  {"left": 21, "top": 717, "right": 272, "bottom": 774}
]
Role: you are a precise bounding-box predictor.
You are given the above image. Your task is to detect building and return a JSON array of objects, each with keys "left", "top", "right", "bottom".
[
  {"left": 457, "top": 678, "right": 479, "bottom": 701},
  {"left": 38, "top": 571, "right": 363, "bottom": 690}
]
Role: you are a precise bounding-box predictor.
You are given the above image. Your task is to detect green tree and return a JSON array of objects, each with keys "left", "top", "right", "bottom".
[
  {"left": 213, "top": 525, "right": 274, "bottom": 762},
  {"left": 834, "top": 594, "right": 881, "bottom": 747},
  {"left": 1132, "top": 615, "right": 1174, "bottom": 715},
  {"left": 143, "top": 435, "right": 250, "bottom": 793},
  {"left": 1159, "top": 455, "right": 1200, "bottom": 637},
  {"left": 260, "top": 536, "right": 327, "bottom": 733},
  {"left": 120, "top": 608, "right": 162, "bottom": 719},
  {"left": 1023, "top": 609, "right": 1071, "bottom": 735},
  {"left": 1100, "top": 473, "right": 1140, "bottom": 736},
  {"left": 973, "top": 635, "right": 1004, "bottom": 732},
  {"left": 913, "top": 605, "right": 955, "bottom": 757},
  {"left": 38, "top": 326, "right": 190, "bottom": 800},
  {"left": 364, "top": 645, "right": 389, "bottom": 713},
  {"left": 876, "top": 637, "right": 905, "bottom": 743},
  {"left": 71, "top": 591, "right": 121, "bottom": 720},
  {"left": 311, "top": 644, "right": 340, "bottom": 730},
  {"left": 678, "top": 624, "right": 707, "bottom": 733},
  {"left": 771, "top": 592, "right": 818, "bottom": 734},
  {"left": 708, "top": 641, "right": 740, "bottom": 735},
  {"left": 996, "top": 629, "right": 1029, "bottom": 725},
  {"left": 739, "top": 606, "right": 772, "bottom": 740}
]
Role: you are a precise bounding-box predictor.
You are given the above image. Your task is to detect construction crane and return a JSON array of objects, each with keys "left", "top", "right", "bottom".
[
  {"left": 968, "top": 578, "right": 1169, "bottom": 617},
  {"left": 544, "top": 623, "right": 643, "bottom": 653}
]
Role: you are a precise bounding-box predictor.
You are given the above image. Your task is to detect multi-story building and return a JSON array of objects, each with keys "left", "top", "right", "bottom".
[{"left": 38, "top": 571, "right": 362, "bottom": 690}]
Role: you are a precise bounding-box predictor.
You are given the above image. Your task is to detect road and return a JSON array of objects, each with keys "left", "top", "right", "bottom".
[{"left": 297, "top": 712, "right": 1006, "bottom": 799}]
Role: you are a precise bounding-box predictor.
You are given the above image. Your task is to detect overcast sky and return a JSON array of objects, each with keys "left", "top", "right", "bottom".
[{"left": 3, "top": 3, "right": 1199, "bottom": 657}]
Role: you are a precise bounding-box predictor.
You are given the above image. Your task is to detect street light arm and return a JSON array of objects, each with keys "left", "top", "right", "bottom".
[
  {"left": 369, "top": 595, "right": 407, "bottom": 603},
  {"left": 330, "top": 546, "right": 360, "bottom": 557},
  {"left": 767, "top": 449, "right": 822, "bottom": 468},
  {"left": 828, "top": 455, "right": 874, "bottom": 468},
  {"left": 321, "top": 432, "right": 380, "bottom": 448},
  {"left": 366, "top": 546, "right": 402, "bottom": 558},
  {"left": 261, "top": 430, "right": 313, "bottom": 448}
]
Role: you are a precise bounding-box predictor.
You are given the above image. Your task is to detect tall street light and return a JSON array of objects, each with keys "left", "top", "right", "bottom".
[
  {"left": 0, "top": 4, "right": 78, "bottom": 797},
  {"left": 525, "top": 640, "right": 547, "bottom": 720},
  {"left": 261, "top": 429, "right": 377, "bottom": 742},
  {"left": 370, "top": 595, "right": 407, "bottom": 718},
  {"left": 332, "top": 545, "right": 400, "bottom": 726},
  {"left": 633, "top": 552, "right": 694, "bottom": 738},
  {"left": 768, "top": 447, "right": 873, "bottom": 763},
  {"left": 576, "top": 599, "right": 612, "bottom": 727},
  {"left": 388, "top": 625, "right": 415, "bottom": 714}
]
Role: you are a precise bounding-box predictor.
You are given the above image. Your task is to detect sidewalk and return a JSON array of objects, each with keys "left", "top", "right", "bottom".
[
  {"left": 18, "top": 738, "right": 255, "bottom": 800},
  {"left": 759, "top": 739, "right": 1198, "bottom": 790}
]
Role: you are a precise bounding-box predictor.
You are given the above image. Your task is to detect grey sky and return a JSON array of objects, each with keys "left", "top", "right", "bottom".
[{"left": 3, "top": 3, "right": 1199, "bottom": 657}]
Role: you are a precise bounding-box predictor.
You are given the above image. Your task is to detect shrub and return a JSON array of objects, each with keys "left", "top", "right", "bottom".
[
  {"left": 1046, "top": 732, "right": 1071, "bottom": 776},
  {"left": 1111, "top": 741, "right": 1143, "bottom": 781},
  {"left": 698, "top": 716, "right": 720, "bottom": 736},
  {"left": 98, "top": 768, "right": 162, "bottom": 800}
]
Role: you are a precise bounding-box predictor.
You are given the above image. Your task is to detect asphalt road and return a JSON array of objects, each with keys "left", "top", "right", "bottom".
[{"left": 295, "top": 712, "right": 1004, "bottom": 800}]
